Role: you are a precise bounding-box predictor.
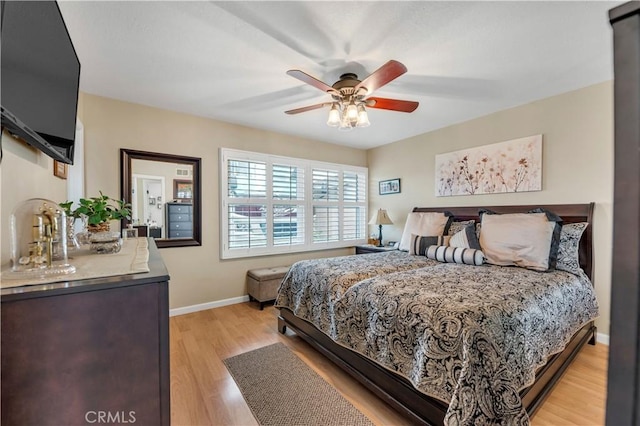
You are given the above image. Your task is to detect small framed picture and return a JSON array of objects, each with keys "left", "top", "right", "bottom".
[
  {"left": 173, "top": 179, "right": 193, "bottom": 202},
  {"left": 379, "top": 178, "right": 401, "bottom": 195},
  {"left": 53, "top": 160, "right": 68, "bottom": 179}
]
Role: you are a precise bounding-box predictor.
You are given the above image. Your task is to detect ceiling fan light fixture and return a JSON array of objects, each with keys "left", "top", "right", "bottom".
[
  {"left": 346, "top": 99, "right": 358, "bottom": 122},
  {"left": 338, "top": 112, "right": 354, "bottom": 132},
  {"left": 327, "top": 103, "right": 341, "bottom": 127},
  {"left": 356, "top": 104, "right": 370, "bottom": 128}
]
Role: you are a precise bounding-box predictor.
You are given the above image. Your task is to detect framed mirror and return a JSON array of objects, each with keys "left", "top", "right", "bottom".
[{"left": 120, "top": 149, "right": 202, "bottom": 248}]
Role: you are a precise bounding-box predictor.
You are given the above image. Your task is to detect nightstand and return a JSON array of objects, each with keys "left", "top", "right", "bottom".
[{"left": 355, "top": 245, "right": 398, "bottom": 255}]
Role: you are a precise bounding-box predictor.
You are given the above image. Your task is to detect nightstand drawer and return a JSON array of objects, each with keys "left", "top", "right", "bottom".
[{"left": 355, "top": 245, "right": 398, "bottom": 254}]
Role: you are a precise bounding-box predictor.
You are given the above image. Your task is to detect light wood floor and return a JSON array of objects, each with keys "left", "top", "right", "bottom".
[{"left": 170, "top": 302, "right": 608, "bottom": 426}]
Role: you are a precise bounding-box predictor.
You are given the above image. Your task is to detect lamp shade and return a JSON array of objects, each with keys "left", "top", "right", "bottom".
[{"left": 369, "top": 209, "right": 393, "bottom": 225}]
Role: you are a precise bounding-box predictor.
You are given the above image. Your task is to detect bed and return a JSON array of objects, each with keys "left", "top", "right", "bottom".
[{"left": 275, "top": 203, "right": 598, "bottom": 425}]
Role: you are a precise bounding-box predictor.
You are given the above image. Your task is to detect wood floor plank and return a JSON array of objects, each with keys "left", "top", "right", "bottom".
[
  {"left": 170, "top": 337, "right": 214, "bottom": 425},
  {"left": 170, "top": 303, "right": 608, "bottom": 426}
]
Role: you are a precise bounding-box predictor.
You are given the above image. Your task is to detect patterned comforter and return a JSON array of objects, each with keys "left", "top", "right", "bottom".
[{"left": 275, "top": 251, "right": 599, "bottom": 425}]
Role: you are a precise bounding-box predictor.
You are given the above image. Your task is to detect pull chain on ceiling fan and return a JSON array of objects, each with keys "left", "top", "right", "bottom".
[{"left": 285, "top": 60, "right": 419, "bottom": 131}]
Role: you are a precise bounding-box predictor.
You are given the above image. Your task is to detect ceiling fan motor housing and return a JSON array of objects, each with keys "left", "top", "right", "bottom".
[{"left": 332, "top": 73, "right": 365, "bottom": 101}]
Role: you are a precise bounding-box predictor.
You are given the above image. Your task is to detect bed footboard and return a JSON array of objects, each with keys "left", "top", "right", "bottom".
[
  {"left": 278, "top": 307, "right": 595, "bottom": 426},
  {"left": 279, "top": 307, "right": 447, "bottom": 426}
]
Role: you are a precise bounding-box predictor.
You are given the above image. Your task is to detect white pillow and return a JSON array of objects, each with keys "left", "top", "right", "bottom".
[
  {"left": 479, "top": 210, "right": 562, "bottom": 271},
  {"left": 399, "top": 212, "right": 453, "bottom": 252}
]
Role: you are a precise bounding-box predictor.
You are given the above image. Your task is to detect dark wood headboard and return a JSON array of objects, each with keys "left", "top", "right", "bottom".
[{"left": 412, "top": 203, "right": 595, "bottom": 280}]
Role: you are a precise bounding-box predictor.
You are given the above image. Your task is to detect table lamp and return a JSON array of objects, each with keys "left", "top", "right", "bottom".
[{"left": 369, "top": 209, "right": 393, "bottom": 247}]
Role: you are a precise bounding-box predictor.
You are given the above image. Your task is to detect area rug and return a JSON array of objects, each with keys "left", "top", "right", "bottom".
[{"left": 223, "top": 342, "right": 373, "bottom": 426}]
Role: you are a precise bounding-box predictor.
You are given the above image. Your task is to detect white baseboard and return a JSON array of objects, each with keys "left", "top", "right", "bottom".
[
  {"left": 170, "top": 295, "right": 250, "bottom": 317},
  {"left": 596, "top": 332, "right": 609, "bottom": 346}
]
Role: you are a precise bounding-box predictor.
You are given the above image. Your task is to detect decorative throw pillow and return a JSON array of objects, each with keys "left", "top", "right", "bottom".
[
  {"left": 426, "top": 245, "right": 485, "bottom": 266},
  {"left": 399, "top": 212, "right": 453, "bottom": 252},
  {"left": 556, "top": 222, "right": 588, "bottom": 275},
  {"left": 409, "top": 234, "right": 450, "bottom": 255},
  {"left": 479, "top": 208, "right": 563, "bottom": 272},
  {"left": 449, "top": 224, "right": 481, "bottom": 249},
  {"left": 447, "top": 220, "right": 475, "bottom": 236}
]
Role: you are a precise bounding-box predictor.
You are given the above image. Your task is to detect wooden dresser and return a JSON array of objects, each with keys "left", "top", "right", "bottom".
[
  {"left": 166, "top": 202, "right": 193, "bottom": 239},
  {"left": 1, "top": 239, "right": 170, "bottom": 426}
]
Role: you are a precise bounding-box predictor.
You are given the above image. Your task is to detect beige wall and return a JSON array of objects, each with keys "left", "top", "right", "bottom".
[
  {"left": 80, "top": 93, "right": 367, "bottom": 309},
  {"left": 1, "top": 93, "right": 85, "bottom": 266},
  {"left": 367, "top": 81, "right": 613, "bottom": 336},
  {"left": 1, "top": 133, "right": 68, "bottom": 265}
]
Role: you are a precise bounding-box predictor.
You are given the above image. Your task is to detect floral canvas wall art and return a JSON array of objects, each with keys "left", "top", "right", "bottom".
[{"left": 435, "top": 135, "right": 542, "bottom": 196}]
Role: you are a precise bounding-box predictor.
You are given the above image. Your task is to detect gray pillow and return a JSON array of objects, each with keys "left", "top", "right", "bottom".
[
  {"left": 556, "top": 222, "right": 588, "bottom": 275},
  {"left": 447, "top": 220, "right": 475, "bottom": 236}
]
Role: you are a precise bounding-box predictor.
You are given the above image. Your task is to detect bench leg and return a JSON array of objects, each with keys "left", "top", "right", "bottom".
[
  {"left": 589, "top": 326, "right": 597, "bottom": 345},
  {"left": 260, "top": 301, "right": 265, "bottom": 310}
]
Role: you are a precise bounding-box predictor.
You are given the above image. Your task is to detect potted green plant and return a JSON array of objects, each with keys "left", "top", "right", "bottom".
[{"left": 61, "top": 192, "right": 131, "bottom": 233}]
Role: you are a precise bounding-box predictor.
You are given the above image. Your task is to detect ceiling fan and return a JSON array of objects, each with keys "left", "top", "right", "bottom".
[{"left": 284, "top": 60, "right": 419, "bottom": 130}]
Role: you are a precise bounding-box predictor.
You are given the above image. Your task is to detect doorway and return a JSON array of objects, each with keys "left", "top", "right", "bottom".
[{"left": 132, "top": 174, "right": 166, "bottom": 238}]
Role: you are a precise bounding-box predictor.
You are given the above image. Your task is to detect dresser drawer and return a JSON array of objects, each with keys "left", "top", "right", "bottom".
[
  {"left": 167, "top": 204, "right": 192, "bottom": 214},
  {"left": 168, "top": 222, "right": 193, "bottom": 231},
  {"left": 168, "top": 230, "right": 192, "bottom": 239},
  {"left": 168, "top": 213, "right": 191, "bottom": 223}
]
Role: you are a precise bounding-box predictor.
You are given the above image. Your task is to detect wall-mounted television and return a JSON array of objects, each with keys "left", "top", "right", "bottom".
[{"left": 1, "top": 0, "right": 81, "bottom": 165}]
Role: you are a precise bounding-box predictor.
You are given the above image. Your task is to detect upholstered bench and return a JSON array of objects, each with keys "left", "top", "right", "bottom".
[{"left": 246, "top": 266, "right": 290, "bottom": 310}]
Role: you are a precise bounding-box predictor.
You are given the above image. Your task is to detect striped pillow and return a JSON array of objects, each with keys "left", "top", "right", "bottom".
[
  {"left": 409, "top": 234, "right": 450, "bottom": 255},
  {"left": 426, "top": 245, "right": 485, "bottom": 266},
  {"left": 449, "top": 224, "right": 481, "bottom": 249}
]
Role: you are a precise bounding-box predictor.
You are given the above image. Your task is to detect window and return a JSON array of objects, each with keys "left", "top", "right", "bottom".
[{"left": 220, "top": 148, "right": 367, "bottom": 259}]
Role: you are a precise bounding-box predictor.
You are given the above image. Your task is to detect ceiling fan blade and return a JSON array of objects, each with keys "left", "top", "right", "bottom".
[
  {"left": 285, "top": 102, "right": 331, "bottom": 115},
  {"left": 365, "top": 97, "right": 419, "bottom": 113},
  {"left": 354, "top": 60, "right": 408, "bottom": 94},
  {"left": 286, "top": 70, "right": 340, "bottom": 95}
]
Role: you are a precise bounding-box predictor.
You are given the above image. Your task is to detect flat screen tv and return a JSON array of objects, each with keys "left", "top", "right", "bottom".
[{"left": 1, "top": 0, "right": 81, "bottom": 164}]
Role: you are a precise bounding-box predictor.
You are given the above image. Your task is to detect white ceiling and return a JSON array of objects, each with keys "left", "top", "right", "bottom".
[{"left": 58, "top": 1, "right": 620, "bottom": 150}]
